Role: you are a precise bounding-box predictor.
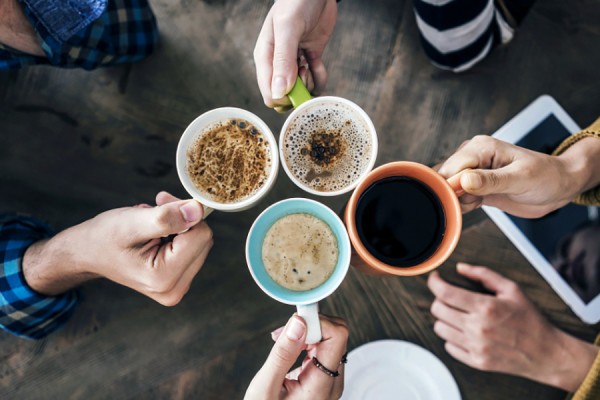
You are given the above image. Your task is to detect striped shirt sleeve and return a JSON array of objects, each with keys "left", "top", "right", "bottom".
[
  {"left": 413, "top": 0, "right": 515, "bottom": 72},
  {"left": 0, "top": 214, "right": 78, "bottom": 340}
]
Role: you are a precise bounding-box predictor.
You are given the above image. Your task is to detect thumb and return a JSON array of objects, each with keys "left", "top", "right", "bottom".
[
  {"left": 128, "top": 200, "right": 204, "bottom": 240},
  {"left": 271, "top": 22, "right": 302, "bottom": 99},
  {"left": 256, "top": 316, "right": 307, "bottom": 388},
  {"left": 460, "top": 169, "right": 513, "bottom": 196}
]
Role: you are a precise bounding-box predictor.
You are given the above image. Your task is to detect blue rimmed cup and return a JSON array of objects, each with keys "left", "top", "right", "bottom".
[{"left": 246, "top": 198, "right": 351, "bottom": 344}]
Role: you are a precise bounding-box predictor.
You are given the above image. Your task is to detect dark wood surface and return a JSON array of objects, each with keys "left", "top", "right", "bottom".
[{"left": 1, "top": 0, "right": 599, "bottom": 398}]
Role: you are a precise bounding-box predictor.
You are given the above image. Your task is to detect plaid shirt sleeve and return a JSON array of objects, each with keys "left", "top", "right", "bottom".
[
  {"left": 0, "top": 0, "right": 158, "bottom": 70},
  {"left": 0, "top": 214, "right": 78, "bottom": 340}
]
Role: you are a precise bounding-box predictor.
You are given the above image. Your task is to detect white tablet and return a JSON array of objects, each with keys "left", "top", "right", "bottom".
[{"left": 482, "top": 95, "right": 600, "bottom": 324}]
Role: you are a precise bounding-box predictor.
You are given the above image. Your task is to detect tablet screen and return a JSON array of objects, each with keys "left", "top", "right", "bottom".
[{"left": 507, "top": 115, "right": 599, "bottom": 304}]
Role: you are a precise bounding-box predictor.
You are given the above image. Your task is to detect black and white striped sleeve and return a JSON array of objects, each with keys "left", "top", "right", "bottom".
[{"left": 413, "top": 0, "right": 515, "bottom": 72}]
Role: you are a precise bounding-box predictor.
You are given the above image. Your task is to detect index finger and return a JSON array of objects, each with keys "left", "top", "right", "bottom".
[
  {"left": 254, "top": 14, "right": 276, "bottom": 107},
  {"left": 427, "top": 271, "right": 486, "bottom": 312},
  {"left": 254, "top": 13, "right": 292, "bottom": 109}
]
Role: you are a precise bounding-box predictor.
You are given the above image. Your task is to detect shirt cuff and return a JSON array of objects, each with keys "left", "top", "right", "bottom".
[
  {"left": 19, "top": 0, "right": 107, "bottom": 42},
  {"left": 570, "top": 335, "right": 600, "bottom": 400},
  {"left": 551, "top": 117, "right": 600, "bottom": 207},
  {"left": 0, "top": 214, "right": 78, "bottom": 340}
]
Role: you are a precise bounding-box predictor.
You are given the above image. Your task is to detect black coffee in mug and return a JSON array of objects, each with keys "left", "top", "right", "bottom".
[{"left": 355, "top": 176, "right": 446, "bottom": 267}]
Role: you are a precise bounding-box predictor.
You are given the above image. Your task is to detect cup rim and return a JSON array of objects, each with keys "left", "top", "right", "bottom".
[
  {"left": 245, "top": 197, "right": 351, "bottom": 305},
  {"left": 344, "top": 161, "right": 462, "bottom": 276},
  {"left": 279, "top": 96, "right": 378, "bottom": 197},
  {"left": 176, "top": 107, "right": 279, "bottom": 211}
]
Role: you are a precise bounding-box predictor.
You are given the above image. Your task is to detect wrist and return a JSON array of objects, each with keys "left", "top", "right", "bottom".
[
  {"left": 0, "top": 0, "right": 45, "bottom": 56},
  {"left": 545, "top": 330, "right": 599, "bottom": 391},
  {"left": 23, "top": 230, "right": 97, "bottom": 296},
  {"left": 558, "top": 137, "right": 600, "bottom": 197}
]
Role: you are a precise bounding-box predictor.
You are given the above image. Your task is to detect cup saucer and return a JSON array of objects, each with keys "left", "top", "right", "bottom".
[{"left": 341, "top": 340, "right": 461, "bottom": 400}]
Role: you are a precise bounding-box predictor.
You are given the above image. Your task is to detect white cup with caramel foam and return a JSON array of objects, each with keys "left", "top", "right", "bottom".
[{"left": 176, "top": 108, "right": 279, "bottom": 215}]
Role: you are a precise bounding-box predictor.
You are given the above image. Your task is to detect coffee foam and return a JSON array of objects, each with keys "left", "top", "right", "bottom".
[
  {"left": 262, "top": 213, "right": 338, "bottom": 291},
  {"left": 186, "top": 119, "right": 271, "bottom": 204},
  {"left": 282, "top": 102, "right": 372, "bottom": 192}
]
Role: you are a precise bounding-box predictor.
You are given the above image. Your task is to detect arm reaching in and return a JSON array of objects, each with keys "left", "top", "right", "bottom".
[
  {"left": 428, "top": 263, "right": 599, "bottom": 391},
  {"left": 437, "top": 135, "right": 600, "bottom": 217},
  {"left": 245, "top": 314, "right": 349, "bottom": 400},
  {"left": 254, "top": 0, "right": 337, "bottom": 111},
  {"left": 0, "top": 0, "right": 44, "bottom": 55},
  {"left": 22, "top": 191, "right": 213, "bottom": 306}
]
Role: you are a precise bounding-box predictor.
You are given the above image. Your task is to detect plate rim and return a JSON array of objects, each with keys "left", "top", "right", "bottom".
[{"left": 341, "top": 339, "right": 461, "bottom": 400}]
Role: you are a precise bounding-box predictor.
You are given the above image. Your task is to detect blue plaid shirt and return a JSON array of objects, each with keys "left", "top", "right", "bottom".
[
  {"left": 0, "top": 214, "right": 78, "bottom": 339},
  {"left": 0, "top": 0, "right": 158, "bottom": 70}
]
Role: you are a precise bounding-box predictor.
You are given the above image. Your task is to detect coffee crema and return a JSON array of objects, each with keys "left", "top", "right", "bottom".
[
  {"left": 282, "top": 102, "right": 372, "bottom": 192},
  {"left": 355, "top": 176, "right": 446, "bottom": 267},
  {"left": 262, "top": 213, "right": 338, "bottom": 291},
  {"left": 187, "top": 119, "right": 271, "bottom": 203}
]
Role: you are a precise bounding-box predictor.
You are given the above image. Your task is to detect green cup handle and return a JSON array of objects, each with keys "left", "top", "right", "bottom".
[{"left": 287, "top": 76, "right": 313, "bottom": 108}]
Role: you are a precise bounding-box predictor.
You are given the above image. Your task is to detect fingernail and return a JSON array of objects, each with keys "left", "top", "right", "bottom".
[
  {"left": 285, "top": 316, "right": 305, "bottom": 342},
  {"left": 457, "top": 262, "right": 469, "bottom": 271},
  {"left": 180, "top": 201, "right": 202, "bottom": 222},
  {"left": 271, "top": 326, "right": 285, "bottom": 340},
  {"left": 463, "top": 172, "right": 483, "bottom": 190},
  {"left": 272, "top": 76, "right": 287, "bottom": 100}
]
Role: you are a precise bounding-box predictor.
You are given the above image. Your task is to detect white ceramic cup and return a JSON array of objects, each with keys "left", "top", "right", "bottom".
[
  {"left": 280, "top": 79, "right": 378, "bottom": 197},
  {"left": 176, "top": 107, "right": 279, "bottom": 215},
  {"left": 246, "top": 198, "right": 351, "bottom": 344}
]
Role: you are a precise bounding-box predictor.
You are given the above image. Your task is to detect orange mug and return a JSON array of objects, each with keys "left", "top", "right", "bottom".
[{"left": 343, "top": 161, "right": 463, "bottom": 276}]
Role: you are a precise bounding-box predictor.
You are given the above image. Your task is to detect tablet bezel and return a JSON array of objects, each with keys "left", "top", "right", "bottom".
[{"left": 482, "top": 95, "right": 600, "bottom": 324}]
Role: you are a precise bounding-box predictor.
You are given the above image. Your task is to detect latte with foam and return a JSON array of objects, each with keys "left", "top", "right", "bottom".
[
  {"left": 282, "top": 102, "right": 373, "bottom": 193},
  {"left": 186, "top": 118, "right": 271, "bottom": 204},
  {"left": 262, "top": 213, "right": 338, "bottom": 291}
]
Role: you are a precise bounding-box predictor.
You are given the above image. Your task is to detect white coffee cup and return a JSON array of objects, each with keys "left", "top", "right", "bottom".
[
  {"left": 176, "top": 107, "right": 279, "bottom": 215},
  {"left": 279, "top": 78, "right": 378, "bottom": 197},
  {"left": 246, "top": 198, "right": 351, "bottom": 344}
]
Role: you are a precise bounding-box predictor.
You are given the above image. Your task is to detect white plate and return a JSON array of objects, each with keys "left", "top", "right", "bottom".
[{"left": 341, "top": 340, "right": 461, "bottom": 400}]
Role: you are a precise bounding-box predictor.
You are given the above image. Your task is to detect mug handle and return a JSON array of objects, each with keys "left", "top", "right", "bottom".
[
  {"left": 202, "top": 205, "right": 214, "bottom": 219},
  {"left": 288, "top": 76, "right": 313, "bottom": 109},
  {"left": 296, "top": 302, "right": 322, "bottom": 344}
]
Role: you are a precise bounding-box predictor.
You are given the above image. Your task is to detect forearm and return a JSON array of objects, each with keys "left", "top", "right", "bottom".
[
  {"left": 23, "top": 232, "right": 98, "bottom": 296},
  {"left": 0, "top": 0, "right": 44, "bottom": 56},
  {"left": 0, "top": 214, "right": 79, "bottom": 339}
]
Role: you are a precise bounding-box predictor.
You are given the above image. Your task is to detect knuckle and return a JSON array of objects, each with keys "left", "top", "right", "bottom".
[
  {"left": 435, "top": 285, "right": 451, "bottom": 301},
  {"left": 336, "top": 323, "right": 350, "bottom": 342},
  {"left": 154, "top": 208, "right": 176, "bottom": 231},
  {"left": 479, "top": 302, "right": 496, "bottom": 319},
  {"left": 156, "top": 292, "right": 184, "bottom": 307},
  {"left": 433, "top": 320, "right": 444, "bottom": 336},
  {"left": 272, "top": 345, "right": 295, "bottom": 367},
  {"left": 145, "top": 274, "right": 178, "bottom": 294},
  {"left": 470, "top": 319, "right": 492, "bottom": 338},
  {"left": 504, "top": 280, "right": 519, "bottom": 295},
  {"left": 263, "top": 97, "right": 276, "bottom": 108},
  {"left": 472, "top": 354, "right": 492, "bottom": 370},
  {"left": 430, "top": 300, "right": 441, "bottom": 317},
  {"left": 471, "top": 134, "right": 492, "bottom": 146},
  {"left": 202, "top": 224, "right": 214, "bottom": 243},
  {"left": 459, "top": 139, "right": 471, "bottom": 148},
  {"left": 252, "top": 45, "right": 261, "bottom": 62}
]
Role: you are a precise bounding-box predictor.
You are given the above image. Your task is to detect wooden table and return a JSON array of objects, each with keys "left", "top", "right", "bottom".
[{"left": 1, "top": 0, "right": 599, "bottom": 398}]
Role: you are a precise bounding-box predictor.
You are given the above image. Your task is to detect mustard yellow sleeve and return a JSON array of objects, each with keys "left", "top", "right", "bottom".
[
  {"left": 569, "top": 335, "right": 600, "bottom": 400},
  {"left": 552, "top": 117, "right": 600, "bottom": 206}
]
